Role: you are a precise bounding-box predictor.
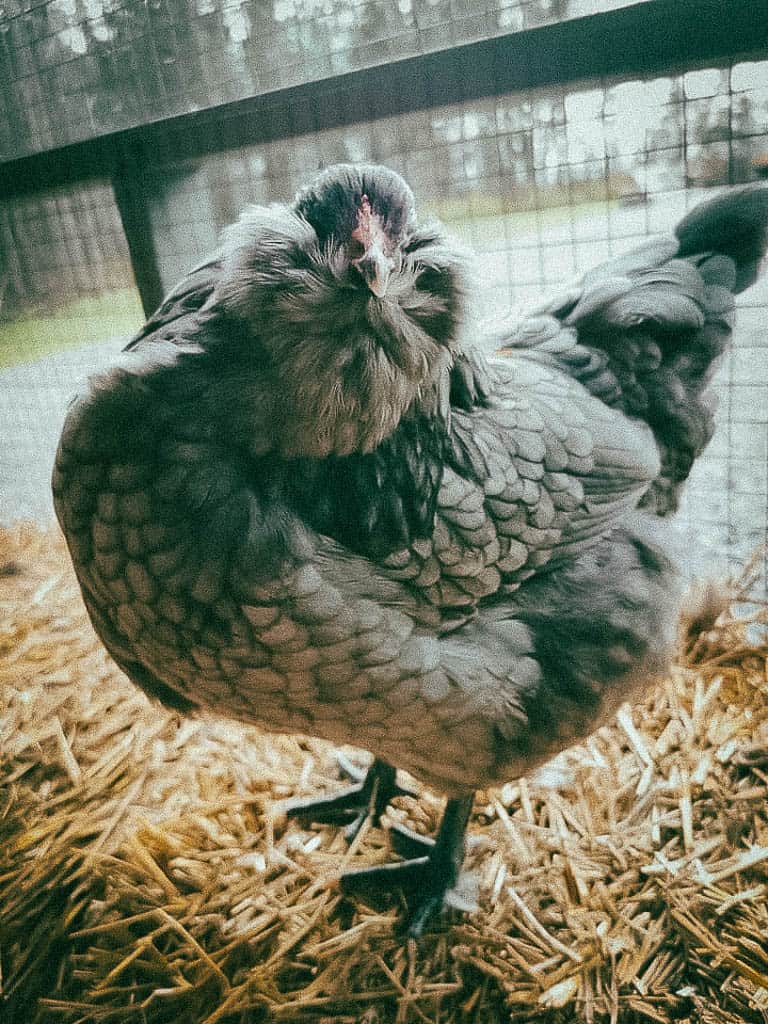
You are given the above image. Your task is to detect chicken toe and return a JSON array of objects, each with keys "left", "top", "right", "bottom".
[
  {"left": 285, "top": 757, "right": 417, "bottom": 844},
  {"left": 340, "top": 793, "right": 474, "bottom": 936}
]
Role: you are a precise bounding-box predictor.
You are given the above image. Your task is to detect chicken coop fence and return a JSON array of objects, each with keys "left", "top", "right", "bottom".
[{"left": 0, "top": 0, "right": 767, "bottom": 589}]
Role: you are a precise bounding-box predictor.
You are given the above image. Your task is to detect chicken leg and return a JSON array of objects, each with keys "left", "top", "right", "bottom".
[
  {"left": 287, "top": 759, "right": 473, "bottom": 933},
  {"left": 339, "top": 793, "right": 475, "bottom": 937}
]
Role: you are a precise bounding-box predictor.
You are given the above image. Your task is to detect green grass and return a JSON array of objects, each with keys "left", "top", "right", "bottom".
[
  {"left": 0, "top": 289, "right": 144, "bottom": 369},
  {"left": 0, "top": 181, "right": 632, "bottom": 371},
  {"left": 424, "top": 178, "right": 630, "bottom": 247},
  {"left": 435, "top": 204, "right": 577, "bottom": 249}
]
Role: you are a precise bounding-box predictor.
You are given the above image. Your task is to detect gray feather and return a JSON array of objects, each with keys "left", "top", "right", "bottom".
[{"left": 51, "top": 170, "right": 768, "bottom": 799}]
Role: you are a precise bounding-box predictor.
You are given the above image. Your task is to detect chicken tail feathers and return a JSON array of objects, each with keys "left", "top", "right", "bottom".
[
  {"left": 504, "top": 184, "right": 767, "bottom": 515},
  {"left": 675, "top": 183, "right": 768, "bottom": 294}
]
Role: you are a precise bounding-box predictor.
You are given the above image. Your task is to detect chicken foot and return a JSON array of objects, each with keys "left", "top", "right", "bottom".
[
  {"left": 339, "top": 792, "right": 475, "bottom": 937},
  {"left": 284, "top": 756, "right": 417, "bottom": 843}
]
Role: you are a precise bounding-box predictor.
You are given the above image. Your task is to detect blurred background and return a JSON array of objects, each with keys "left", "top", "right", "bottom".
[{"left": 1, "top": 0, "right": 767, "bottom": 585}]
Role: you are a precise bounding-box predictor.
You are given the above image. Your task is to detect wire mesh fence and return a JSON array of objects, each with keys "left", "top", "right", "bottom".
[
  {"left": 134, "top": 58, "right": 768, "bottom": 586},
  {"left": 0, "top": 179, "right": 136, "bottom": 318},
  {"left": 1, "top": 0, "right": 658, "bottom": 160},
  {"left": 0, "top": 11, "right": 766, "bottom": 587}
]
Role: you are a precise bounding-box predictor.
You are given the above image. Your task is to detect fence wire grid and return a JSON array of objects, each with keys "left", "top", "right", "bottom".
[{"left": 0, "top": 10, "right": 766, "bottom": 591}]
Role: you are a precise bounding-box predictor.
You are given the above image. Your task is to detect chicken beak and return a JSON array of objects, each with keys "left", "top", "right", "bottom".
[{"left": 357, "top": 247, "right": 392, "bottom": 298}]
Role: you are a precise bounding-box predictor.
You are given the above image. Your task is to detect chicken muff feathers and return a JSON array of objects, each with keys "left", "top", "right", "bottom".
[
  {"left": 54, "top": 166, "right": 768, "bottom": 934},
  {"left": 210, "top": 163, "right": 470, "bottom": 460}
]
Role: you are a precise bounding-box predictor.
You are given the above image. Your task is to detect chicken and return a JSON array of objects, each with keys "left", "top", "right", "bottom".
[{"left": 53, "top": 166, "right": 768, "bottom": 934}]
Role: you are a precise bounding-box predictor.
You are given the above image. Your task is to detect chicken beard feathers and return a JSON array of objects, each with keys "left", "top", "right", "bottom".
[{"left": 213, "top": 204, "right": 472, "bottom": 457}]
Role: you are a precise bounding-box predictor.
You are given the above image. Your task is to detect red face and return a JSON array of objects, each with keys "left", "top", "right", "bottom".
[{"left": 349, "top": 195, "right": 395, "bottom": 298}]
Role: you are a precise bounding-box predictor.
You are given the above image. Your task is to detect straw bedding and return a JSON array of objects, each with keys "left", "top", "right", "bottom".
[{"left": 1, "top": 522, "right": 767, "bottom": 1023}]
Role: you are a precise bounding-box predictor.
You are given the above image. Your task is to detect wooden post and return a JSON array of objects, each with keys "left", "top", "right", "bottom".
[{"left": 111, "top": 137, "right": 164, "bottom": 318}]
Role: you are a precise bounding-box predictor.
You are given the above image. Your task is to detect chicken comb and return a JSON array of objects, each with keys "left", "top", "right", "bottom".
[{"left": 354, "top": 194, "right": 381, "bottom": 248}]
